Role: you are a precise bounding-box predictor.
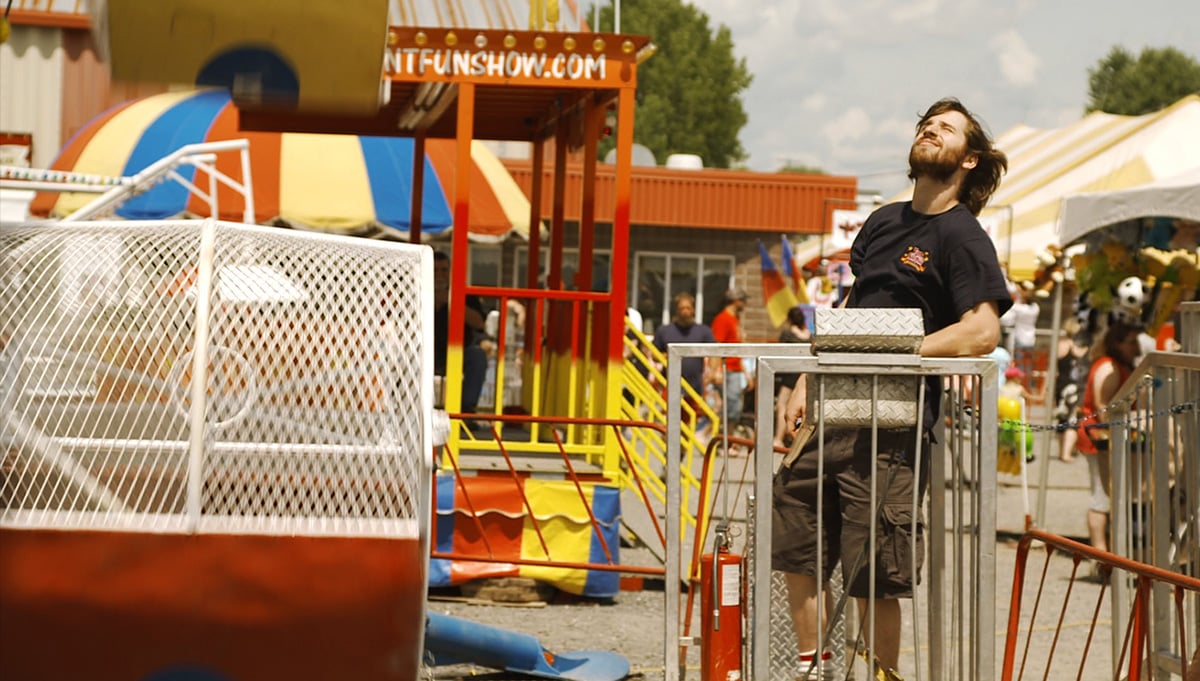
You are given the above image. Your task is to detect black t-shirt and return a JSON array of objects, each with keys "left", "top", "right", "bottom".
[
  {"left": 433, "top": 294, "right": 486, "bottom": 375},
  {"left": 849, "top": 202, "right": 1012, "bottom": 331},
  {"left": 848, "top": 201, "right": 1013, "bottom": 423}
]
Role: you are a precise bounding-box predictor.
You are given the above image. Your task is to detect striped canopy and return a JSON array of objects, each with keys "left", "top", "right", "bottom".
[{"left": 31, "top": 89, "right": 533, "bottom": 241}]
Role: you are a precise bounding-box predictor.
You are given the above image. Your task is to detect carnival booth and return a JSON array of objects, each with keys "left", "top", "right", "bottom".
[{"left": 1056, "top": 168, "right": 1200, "bottom": 346}]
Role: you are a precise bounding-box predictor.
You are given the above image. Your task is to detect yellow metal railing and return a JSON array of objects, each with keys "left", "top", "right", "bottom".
[
  {"left": 437, "top": 305, "right": 720, "bottom": 534},
  {"left": 618, "top": 318, "right": 720, "bottom": 530}
]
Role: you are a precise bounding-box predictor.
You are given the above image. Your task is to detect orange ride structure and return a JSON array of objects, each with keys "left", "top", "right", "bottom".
[
  {"left": 232, "top": 23, "right": 657, "bottom": 463},
  {"left": 2, "top": 5, "right": 664, "bottom": 680}
]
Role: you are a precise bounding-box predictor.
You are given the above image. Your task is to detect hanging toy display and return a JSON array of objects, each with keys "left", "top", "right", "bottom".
[
  {"left": 1140, "top": 246, "right": 1200, "bottom": 335},
  {"left": 1070, "top": 238, "right": 1144, "bottom": 337},
  {"left": 1028, "top": 245, "right": 1066, "bottom": 299},
  {"left": 1110, "top": 275, "right": 1147, "bottom": 326}
]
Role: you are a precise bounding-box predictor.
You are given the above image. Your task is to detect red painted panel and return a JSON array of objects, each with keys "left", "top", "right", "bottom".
[
  {"left": 0, "top": 529, "right": 425, "bottom": 681},
  {"left": 449, "top": 476, "right": 524, "bottom": 582}
]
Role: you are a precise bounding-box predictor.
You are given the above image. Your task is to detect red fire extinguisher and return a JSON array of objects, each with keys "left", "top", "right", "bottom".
[{"left": 700, "top": 533, "right": 743, "bottom": 681}]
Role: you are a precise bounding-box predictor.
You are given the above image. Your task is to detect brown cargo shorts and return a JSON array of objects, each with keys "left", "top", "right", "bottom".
[{"left": 772, "top": 426, "right": 930, "bottom": 598}]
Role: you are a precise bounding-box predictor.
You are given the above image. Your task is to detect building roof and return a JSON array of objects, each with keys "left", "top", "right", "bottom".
[{"left": 502, "top": 160, "right": 857, "bottom": 234}]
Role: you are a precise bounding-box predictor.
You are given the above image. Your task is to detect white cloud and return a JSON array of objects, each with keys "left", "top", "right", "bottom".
[
  {"left": 800, "top": 93, "right": 828, "bottom": 112},
  {"left": 686, "top": 0, "right": 1195, "bottom": 180},
  {"left": 821, "top": 107, "right": 872, "bottom": 148},
  {"left": 992, "top": 30, "right": 1040, "bottom": 86},
  {"left": 888, "top": 0, "right": 944, "bottom": 24}
]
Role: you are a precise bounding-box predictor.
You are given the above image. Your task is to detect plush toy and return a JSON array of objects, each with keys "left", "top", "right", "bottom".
[
  {"left": 1115, "top": 275, "right": 1146, "bottom": 310},
  {"left": 1074, "top": 293, "right": 1099, "bottom": 339},
  {"left": 1030, "top": 245, "right": 1065, "bottom": 299},
  {"left": 1101, "top": 239, "right": 1136, "bottom": 273},
  {"left": 1141, "top": 246, "right": 1200, "bottom": 334},
  {"left": 1073, "top": 240, "right": 1139, "bottom": 314}
]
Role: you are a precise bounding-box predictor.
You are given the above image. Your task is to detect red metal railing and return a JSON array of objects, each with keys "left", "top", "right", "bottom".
[
  {"left": 1003, "top": 528, "right": 1200, "bottom": 681},
  {"left": 431, "top": 411, "right": 669, "bottom": 578}
]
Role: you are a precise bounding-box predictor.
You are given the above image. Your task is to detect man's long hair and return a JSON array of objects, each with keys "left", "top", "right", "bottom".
[{"left": 918, "top": 98, "right": 1008, "bottom": 216}]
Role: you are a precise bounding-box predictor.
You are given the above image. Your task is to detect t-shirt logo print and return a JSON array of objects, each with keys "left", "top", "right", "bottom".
[{"left": 900, "top": 245, "right": 930, "bottom": 272}]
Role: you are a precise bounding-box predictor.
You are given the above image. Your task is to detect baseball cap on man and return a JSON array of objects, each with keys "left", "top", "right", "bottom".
[{"left": 724, "top": 288, "right": 749, "bottom": 305}]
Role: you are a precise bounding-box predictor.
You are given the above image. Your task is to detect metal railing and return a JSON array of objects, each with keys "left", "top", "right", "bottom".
[
  {"left": 1003, "top": 529, "right": 1200, "bottom": 680},
  {"left": 663, "top": 343, "right": 1002, "bottom": 681},
  {"left": 1103, "top": 347, "right": 1199, "bottom": 678},
  {"left": 1, "top": 140, "right": 255, "bottom": 224}
]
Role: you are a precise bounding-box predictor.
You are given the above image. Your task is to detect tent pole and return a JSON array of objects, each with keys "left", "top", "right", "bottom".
[
  {"left": 1035, "top": 278, "right": 1064, "bottom": 528},
  {"left": 410, "top": 134, "right": 426, "bottom": 244}
]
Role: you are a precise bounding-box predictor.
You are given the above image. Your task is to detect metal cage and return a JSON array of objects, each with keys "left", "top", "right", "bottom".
[{"left": 1, "top": 219, "right": 434, "bottom": 680}]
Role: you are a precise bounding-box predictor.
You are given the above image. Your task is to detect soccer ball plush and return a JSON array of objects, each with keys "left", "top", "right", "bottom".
[{"left": 1115, "top": 276, "right": 1145, "bottom": 311}]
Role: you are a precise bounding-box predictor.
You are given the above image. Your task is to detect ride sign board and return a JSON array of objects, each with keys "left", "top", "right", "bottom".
[{"left": 385, "top": 28, "right": 650, "bottom": 88}]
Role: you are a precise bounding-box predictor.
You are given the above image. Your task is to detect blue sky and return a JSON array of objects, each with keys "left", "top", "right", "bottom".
[{"left": 685, "top": 0, "right": 1199, "bottom": 196}]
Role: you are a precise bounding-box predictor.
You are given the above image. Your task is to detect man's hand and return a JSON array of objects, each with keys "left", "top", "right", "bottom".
[{"left": 784, "top": 374, "right": 807, "bottom": 430}]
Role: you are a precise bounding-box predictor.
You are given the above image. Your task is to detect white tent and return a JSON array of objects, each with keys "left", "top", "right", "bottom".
[
  {"left": 987, "top": 95, "right": 1200, "bottom": 280},
  {"left": 1057, "top": 167, "right": 1200, "bottom": 246}
]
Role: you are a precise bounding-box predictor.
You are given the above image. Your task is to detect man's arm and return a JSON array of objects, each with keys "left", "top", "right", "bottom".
[
  {"left": 463, "top": 296, "right": 486, "bottom": 333},
  {"left": 919, "top": 300, "right": 1001, "bottom": 357},
  {"left": 703, "top": 356, "right": 722, "bottom": 386}
]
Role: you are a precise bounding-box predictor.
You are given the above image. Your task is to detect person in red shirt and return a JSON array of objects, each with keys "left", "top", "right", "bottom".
[
  {"left": 710, "top": 288, "right": 751, "bottom": 425},
  {"left": 1075, "top": 320, "right": 1141, "bottom": 554}
]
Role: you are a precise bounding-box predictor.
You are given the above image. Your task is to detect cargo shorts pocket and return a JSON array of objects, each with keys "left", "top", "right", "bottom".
[{"left": 880, "top": 502, "right": 924, "bottom": 588}]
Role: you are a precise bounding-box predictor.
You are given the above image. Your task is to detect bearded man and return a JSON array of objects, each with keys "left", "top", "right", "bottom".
[{"left": 774, "top": 98, "right": 1013, "bottom": 680}]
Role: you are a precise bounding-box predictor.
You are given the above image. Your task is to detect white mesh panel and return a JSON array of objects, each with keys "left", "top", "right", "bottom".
[{"left": 1, "top": 220, "right": 431, "bottom": 537}]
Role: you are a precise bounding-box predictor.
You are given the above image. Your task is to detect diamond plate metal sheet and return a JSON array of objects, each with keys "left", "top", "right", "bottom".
[
  {"left": 0, "top": 220, "right": 431, "bottom": 538},
  {"left": 769, "top": 569, "right": 847, "bottom": 680},
  {"left": 807, "top": 375, "right": 920, "bottom": 428},
  {"left": 812, "top": 308, "right": 923, "bottom": 354}
]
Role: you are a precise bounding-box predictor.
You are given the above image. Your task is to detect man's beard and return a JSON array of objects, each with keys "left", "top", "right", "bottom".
[{"left": 908, "top": 142, "right": 965, "bottom": 182}]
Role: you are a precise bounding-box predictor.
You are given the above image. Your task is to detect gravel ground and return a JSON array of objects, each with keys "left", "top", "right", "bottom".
[
  {"left": 424, "top": 585, "right": 670, "bottom": 679},
  {"left": 420, "top": 535, "right": 1121, "bottom": 681}
]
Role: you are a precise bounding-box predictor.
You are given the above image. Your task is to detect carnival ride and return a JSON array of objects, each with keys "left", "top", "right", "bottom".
[{"left": 1, "top": 5, "right": 675, "bottom": 679}]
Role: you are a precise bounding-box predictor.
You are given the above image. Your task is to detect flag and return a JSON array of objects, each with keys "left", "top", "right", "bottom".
[
  {"left": 759, "top": 241, "right": 799, "bottom": 327},
  {"left": 780, "top": 235, "right": 810, "bottom": 303}
]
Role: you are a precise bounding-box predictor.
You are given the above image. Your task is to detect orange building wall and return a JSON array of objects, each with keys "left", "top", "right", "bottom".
[{"left": 503, "top": 159, "right": 858, "bottom": 234}]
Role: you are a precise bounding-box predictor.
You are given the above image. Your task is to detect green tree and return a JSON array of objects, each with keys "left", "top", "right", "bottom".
[
  {"left": 595, "top": 0, "right": 751, "bottom": 169},
  {"left": 1086, "top": 46, "right": 1200, "bottom": 115},
  {"left": 779, "top": 163, "right": 825, "bottom": 174}
]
